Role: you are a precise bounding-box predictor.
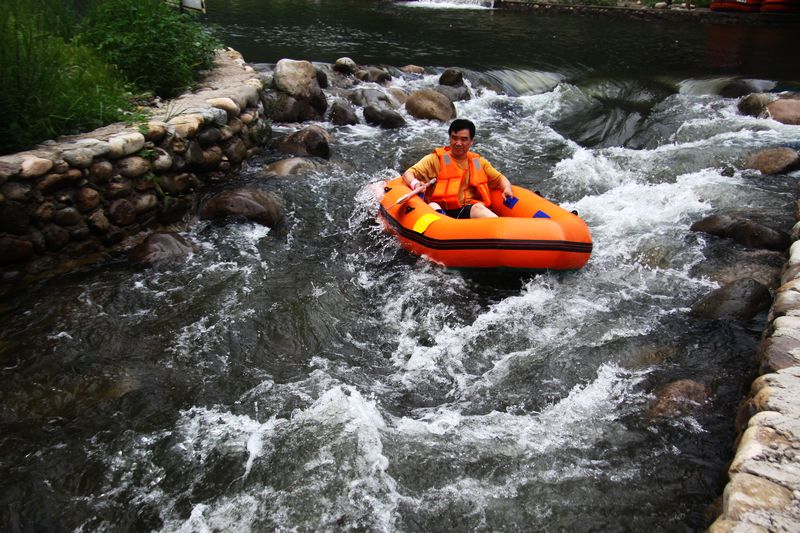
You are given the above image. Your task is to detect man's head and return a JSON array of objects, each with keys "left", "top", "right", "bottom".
[{"left": 448, "top": 119, "right": 476, "bottom": 159}]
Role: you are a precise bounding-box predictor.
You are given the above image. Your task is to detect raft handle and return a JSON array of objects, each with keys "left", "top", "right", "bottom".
[
  {"left": 405, "top": 206, "right": 415, "bottom": 214},
  {"left": 572, "top": 210, "right": 579, "bottom": 216},
  {"left": 384, "top": 186, "right": 392, "bottom": 193}
]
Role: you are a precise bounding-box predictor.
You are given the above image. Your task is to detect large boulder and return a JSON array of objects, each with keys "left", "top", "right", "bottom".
[
  {"left": 347, "top": 88, "right": 396, "bottom": 109},
  {"left": 329, "top": 99, "right": 359, "bottom": 126},
  {"left": 200, "top": 188, "right": 283, "bottom": 227},
  {"left": 439, "top": 68, "right": 465, "bottom": 87},
  {"left": 691, "top": 214, "right": 791, "bottom": 251},
  {"left": 274, "top": 125, "right": 332, "bottom": 159},
  {"left": 363, "top": 105, "right": 406, "bottom": 129},
  {"left": 128, "top": 233, "right": 194, "bottom": 265},
  {"left": 272, "top": 59, "right": 328, "bottom": 116},
  {"left": 690, "top": 278, "right": 772, "bottom": 322},
  {"left": 355, "top": 66, "right": 391, "bottom": 84},
  {"left": 767, "top": 97, "right": 800, "bottom": 125},
  {"left": 737, "top": 93, "right": 775, "bottom": 118},
  {"left": 436, "top": 84, "right": 471, "bottom": 102},
  {"left": 405, "top": 89, "right": 456, "bottom": 122},
  {"left": 744, "top": 147, "right": 800, "bottom": 175}
]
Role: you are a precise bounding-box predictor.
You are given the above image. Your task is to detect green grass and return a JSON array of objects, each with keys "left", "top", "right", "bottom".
[
  {"left": 0, "top": 1, "right": 133, "bottom": 153},
  {"left": 0, "top": 0, "right": 220, "bottom": 154}
]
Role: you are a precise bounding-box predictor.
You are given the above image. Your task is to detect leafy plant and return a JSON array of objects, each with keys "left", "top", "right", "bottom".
[
  {"left": 78, "top": 0, "right": 221, "bottom": 97},
  {"left": 0, "top": 0, "right": 132, "bottom": 153}
]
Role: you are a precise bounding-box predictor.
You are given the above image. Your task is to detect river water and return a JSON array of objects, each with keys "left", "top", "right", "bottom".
[{"left": 2, "top": 1, "right": 800, "bottom": 531}]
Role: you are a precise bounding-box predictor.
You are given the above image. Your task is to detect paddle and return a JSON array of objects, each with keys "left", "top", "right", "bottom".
[{"left": 389, "top": 178, "right": 436, "bottom": 208}]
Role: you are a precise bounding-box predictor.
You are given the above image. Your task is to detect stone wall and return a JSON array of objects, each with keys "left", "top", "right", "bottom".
[
  {"left": 709, "top": 213, "right": 800, "bottom": 531},
  {"left": 0, "top": 49, "right": 269, "bottom": 290}
]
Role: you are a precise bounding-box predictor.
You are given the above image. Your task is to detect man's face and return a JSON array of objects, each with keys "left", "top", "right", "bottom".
[{"left": 449, "top": 128, "right": 474, "bottom": 159}]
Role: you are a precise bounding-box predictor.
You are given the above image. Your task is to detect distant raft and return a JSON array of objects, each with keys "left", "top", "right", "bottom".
[{"left": 378, "top": 177, "right": 593, "bottom": 271}]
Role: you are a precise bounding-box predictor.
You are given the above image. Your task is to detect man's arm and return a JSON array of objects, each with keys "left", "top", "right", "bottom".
[
  {"left": 402, "top": 154, "right": 439, "bottom": 189},
  {"left": 482, "top": 159, "right": 514, "bottom": 200}
]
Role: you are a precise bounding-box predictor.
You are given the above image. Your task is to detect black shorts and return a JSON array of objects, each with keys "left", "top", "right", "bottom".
[{"left": 441, "top": 205, "right": 472, "bottom": 219}]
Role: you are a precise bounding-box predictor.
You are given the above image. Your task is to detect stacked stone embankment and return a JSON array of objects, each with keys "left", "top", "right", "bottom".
[
  {"left": 0, "top": 49, "right": 269, "bottom": 288},
  {"left": 708, "top": 93, "right": 800, "bottom": 532}
]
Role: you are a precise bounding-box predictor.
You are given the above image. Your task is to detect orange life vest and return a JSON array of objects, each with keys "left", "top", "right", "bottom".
[{"left": 428, "top": 147, "right": 492, "bottom": 211}]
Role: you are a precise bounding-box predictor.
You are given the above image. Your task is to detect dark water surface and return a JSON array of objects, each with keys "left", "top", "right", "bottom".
[{"left": 2, "top": 1, "right": 800, "bottom": 531}]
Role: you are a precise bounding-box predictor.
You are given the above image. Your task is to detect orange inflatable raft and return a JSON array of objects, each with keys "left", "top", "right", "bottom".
[{"left": 378, "top": 177, "right": 593, "bottom": 271}]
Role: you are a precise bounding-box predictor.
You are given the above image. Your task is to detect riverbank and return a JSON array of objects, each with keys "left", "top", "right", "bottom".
[{"left": 496, "top": 0, "right": 800, "bottom": 24}]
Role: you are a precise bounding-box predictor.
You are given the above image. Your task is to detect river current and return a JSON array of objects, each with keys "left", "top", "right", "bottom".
[{"left": 2, "top": 1, "right": 800, "bottom": 531}]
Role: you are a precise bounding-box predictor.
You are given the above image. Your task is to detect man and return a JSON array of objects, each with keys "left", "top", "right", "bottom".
[{"left": 401, "top": 119, "right": 514, "bottom": 219}]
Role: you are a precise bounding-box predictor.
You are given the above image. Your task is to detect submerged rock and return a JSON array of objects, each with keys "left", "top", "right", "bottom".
[
  {"left": 691, "top": 214, "right": 791, "bottom": 252},
  {"left": 200, "top": 187, "right": 283, "bottom": 227},
  {"left": 128, "top": 232, "right": 194, "bottom": 264},
  {"left": 649, "top": 379, "right": 712, "bottom": 419},
  {"left": 690, "top": 278, "right": 772, "bottom": 322},
  {"left": 363, "top": 105, "right": 406, "bottom": 129},
  {"left": 405, "top": 89, "right": 456, "bottom": 122},
  {"left": 274, "top": 125, "right": 332, "bottom": 159},
  {"left": 744, "top": 147, "right": 800, "bottom": 176}
]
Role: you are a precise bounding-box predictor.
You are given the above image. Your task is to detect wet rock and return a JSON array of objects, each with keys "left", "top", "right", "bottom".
[
  {"left": 363, "top": 105, "right": 406, "bottom": 129},
  {"left": 89, "top": 160, "right": 115, "bottom": 183},
  {"left": 200, "top": 188, "right": 283, "bottom": 227},
  {"left": 53, "top": 207, "right": 82, "bottom": 227},
  {"left": 439, "top": 68, "right": 464, "bottom": 87},
  {"left": 0, "top": 235, "right": 33, "bottom": 265},
  {"left": 691, "top": 214, "right": 790, "bottom": 251},
  {"left": 151, "top": 148, "right": 173, "bottom": 173},
  {"left": 388, "top": 87, "right": 408, "bottom": 106},
  {"left": 744, "top": 147, "right": 800, "bottom": 175},
  {"left": 436, "top": 84, "right": 471, "bottom": 102},
  {"left": 116, "top": 156, "right": 150, "bottom": 178},
  {"left": 75, "top": 187, "right": 101, "bottom": 213},
  {"left": 0, "top": 182, "right": 30, "bottom": 202},
  {"left": 406, "top": 89, "right": 456, "bottom": 122},
  {"left": 355, "top": 66, "right": 391, "bottom": 84},
  {"left": 401, "top": 64, "right": 425, "bottom": 75},
  {"left": 107, "top": 199, "right": 137, "bottom": 226},
  {"left": 0, "top": 201, "right": 30, "bottom": 235},
  {"left": 272, "top": 59, "right": 328, "bottom": 115},
  {"left": 158, "top": 197, "right": 191, "bottom": 225},
  {"left": 757, "top": 334, "right": 800, "bottom": 374},
  {"left": 719, "top": 79, "right": 776, "bottom": 99},
  {"left": 649, "top": 379, "right": 712, "bottom": 418},
  {"left": 767, "top": 97, "right": 800, "bottom": 126},
  {"left": 106, "top": 179, "right": 133, "bottom": 199},
  {"left": 690, "top": 278, "right": 772, "bottom": 322},
  {"left": 329, "top": 99, "right": 359, "bottom": 126},
  {"left": 262, "top": 92, "right": 303, "bottom": 122},
  {"left": 133, "top": 193, "right": 158, "bottom": 214},
  {"left": 264, "top": 157, "right": 324, "bottom": 177},
  {"left": 20, "top": 156, "right": 53, "bottom": 178},
  {"left": 223, "top": 138, "right": 247, "bottom": 165},
  {"left": 37, "top": 170, "right": 83, "bottom": 195},
  {"left": 32, "top": 202, "right": 56, "bottom": 225},
  {"left": 738, "top": 93, "right": 775, "bottom": 118},
  {"left": 334, "top": 57, "right": 358, "bottom": 75},
  {"left": 87, "top": 210, "right": 111, "bottom": 234},
  {"left": 42, "top": 223, "right": 70, "bottom": 251},
  {"left": 274, "top": 125, "right": 331, "bottom": 159},
  {"left": 161, "top": 173, "right": 199, "bottom": 195},
  {"left": 197, "top": 126, "right": 222, "bottom": 147},
  {"left": 128, "top": 232, "right": 194, "bottom": 264}
]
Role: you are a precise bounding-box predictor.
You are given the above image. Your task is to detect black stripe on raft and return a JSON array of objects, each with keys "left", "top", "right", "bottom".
[{"left": 379, "top": 206, "right": 593, "bottom": 254}]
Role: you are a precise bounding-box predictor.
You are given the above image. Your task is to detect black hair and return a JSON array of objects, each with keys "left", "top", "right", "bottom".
[{"left": 448, "top": 119, "right": 476, "bottom": 139}]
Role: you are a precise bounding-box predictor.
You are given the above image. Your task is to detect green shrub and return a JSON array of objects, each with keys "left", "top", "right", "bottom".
[
  {"left": 79, "top": 0, "right": 221, "bottom": 97},
  {"left": 0, "top": 0, "right": 132, "bottom": 153}
]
